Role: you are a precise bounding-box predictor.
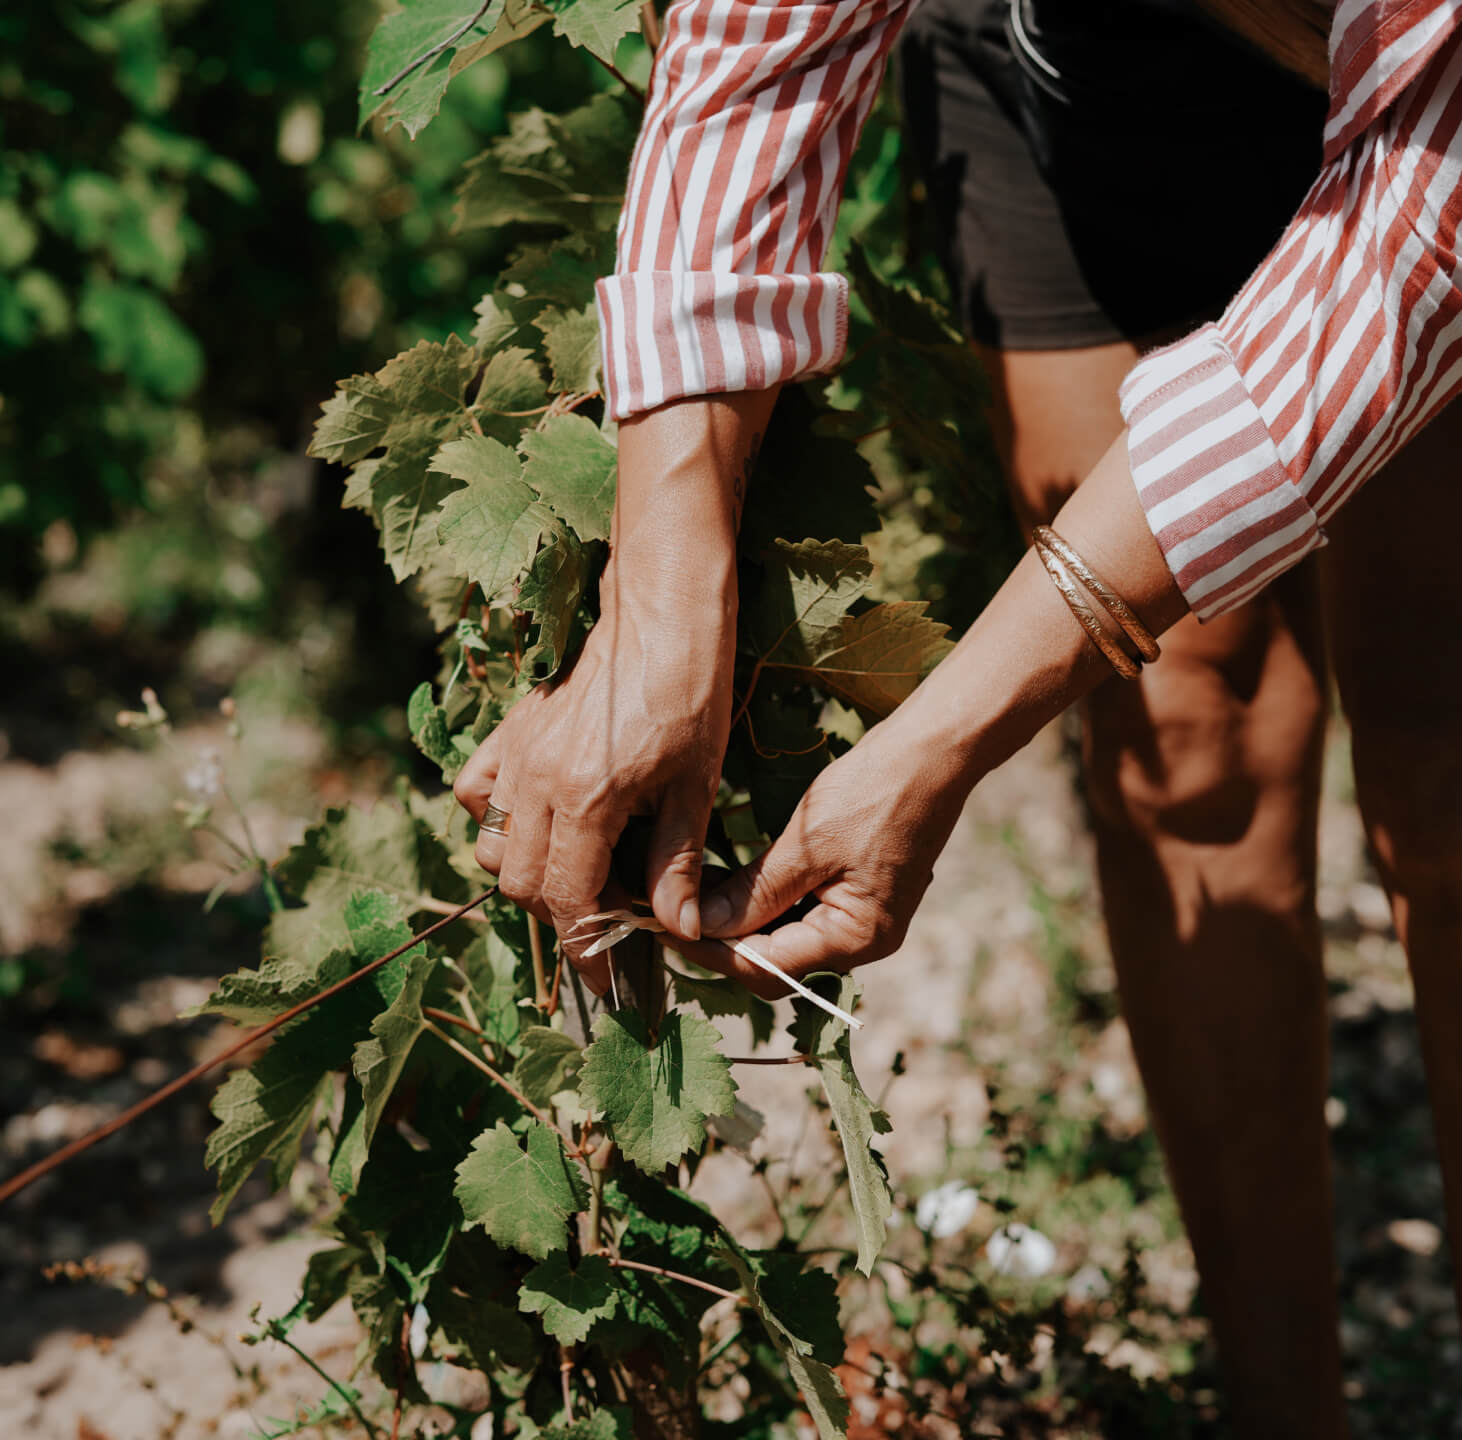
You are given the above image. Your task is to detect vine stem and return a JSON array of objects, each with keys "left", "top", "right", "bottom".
[
  {"left": 726, "top": 1053, "right": 811, "bottom": 1066},
  {"left": 416, "top": 893, "right": 491, "bottom": 922},
  {"left": 528, "top": 914, "right": 549, "bottom": 1007},
  {"left": 0, "top": 890, "right": 496, "bottom": 1208},
  {"left": 559, "top": 1346, "right": 576, "bottom": 1422},
  {"left": 601, "top": 1255, "right": 741, "bottom": 1304},
  {"left": 264, "top": 1322, "right": 382, "bottom": 1440},
  {"left": 391, "top": 1307, "right": 410, "bottom": 1440},
  {"left": 422, "top": 1020, "right": 581, "bottom": 1156}
]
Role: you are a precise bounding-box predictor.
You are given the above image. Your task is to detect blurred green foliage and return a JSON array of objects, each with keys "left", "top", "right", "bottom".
[{"left": 0, "top": 0, "right": 618, "bottom": 595}]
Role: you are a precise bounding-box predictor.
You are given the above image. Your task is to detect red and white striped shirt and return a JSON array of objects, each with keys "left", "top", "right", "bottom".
[{"left": 595, "top": 0, "right": 1462, "bottom": 620}]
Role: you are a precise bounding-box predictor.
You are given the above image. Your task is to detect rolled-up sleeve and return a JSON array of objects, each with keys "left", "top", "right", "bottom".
[
  {"left": 1121, "top": 21, "right": 1462, "bottom": 619},
  {"left": 595, "top": 0, "right": 914, "bottom": 420}
]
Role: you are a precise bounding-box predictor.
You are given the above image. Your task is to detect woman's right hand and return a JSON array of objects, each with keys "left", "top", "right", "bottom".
[{"left": 452, "top": 390, "right": 778, "bottom": 992}]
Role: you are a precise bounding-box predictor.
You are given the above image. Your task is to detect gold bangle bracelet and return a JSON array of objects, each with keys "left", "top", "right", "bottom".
[
  {"left": 1032, "top": 538, "right": 1142, "bottom": 680},
  {"left": 1032, "top": 525, "right": 1161, "bottom": 664}
]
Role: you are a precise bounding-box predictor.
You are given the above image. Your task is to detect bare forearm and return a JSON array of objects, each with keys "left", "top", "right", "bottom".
[
  {"left": 609, "top": 389, "right": 781, "bottom": 620},
  {"left": 901, "top": 432, "right": 1187, "bottom": 783}
]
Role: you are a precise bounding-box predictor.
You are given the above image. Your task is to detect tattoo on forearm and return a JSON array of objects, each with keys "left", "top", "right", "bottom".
[{"left": 733, "top": 430, "right": 762, "bottom": 527}]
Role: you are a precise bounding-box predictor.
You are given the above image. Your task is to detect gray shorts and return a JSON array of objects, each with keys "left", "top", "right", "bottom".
[{"left": 898, "top": 0, "right": 1331, "bottom": 348}]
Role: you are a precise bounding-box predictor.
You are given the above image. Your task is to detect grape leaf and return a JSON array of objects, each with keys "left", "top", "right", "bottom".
[
  {"left": 578, "top": 1010, "right": 737, "bottom": 1174},
  {"left": 309, "top": 337, "right": 485, "bottom": 581},
  {"left": 455, "top": 1120, "right": 589, "bottom": 1259},
  {"left": 186, "top": 946, "right": 354, "bottom": 1025},
  {"left": 667, "top": 969, "right": 776, "bottom": 1049},
  {"left": 347, "top": 953, "right": 438, "bottom": 1187},
  {"left": 204, "top": 892, "right": 430, "bottom": 1220},
  {"left": 535, "top": 302, "right": 601, "bottom": 394},
  {"left": 459, "top": 927, "right": 528, "bottom": 1056},
  {"left": 205, "top": 1045, "right": 333, "bottom": 1223},
  {"left": 748, "top": 541, "right": 951, "bottom": 718},
  {"left": 359, "top": 0, "right": 550, "bottom": 139},
  {"left": 749, "top": 539, "right": 872, "bottom": 658},
  {"left": 517, "top": 528, "right": 589, "bottom": 677},
  {"left": 474, "top": 345, "right": 552, "bottom": 446},
  {"left": 514, "top": 1024, "right": 584, "bottom": 1107},
  {"left": 430, "top": 1288, "right": 537, "bottom": 1372},
  {"left": 276, "top": 803, "right": 468, "bottom": 917},
  {"left": 433, "top": 435, "right": 554, "bottom": 604},
  {"left": 541, "top": 1411, "right": 632, "bottom": 1440},
  {"left": 753, "top": 1252, "right": 844, "bottom": 1365},
  {"left": 518, "top": 1252, "right": 617, "bottom": 1343},
  {"left": 789, "top": 975, "right": 892, "bottom": 1275},
  {"left": 455, "top": 94, "right": 638, "bottom": 236},
  {"left": 408, "top": 681, "right": 462, "bottom": 780},
  {"left": 519, "top": 414, "right": 616, "bottom": 542},
  {"left": 358, "top": 0, "right": 505, "bottom": 136},
  {"left": 720, "top": 1245, "right": 849, "bottom": 1440},
  {"left": 543, "top": 0, "right": 642, "bottom": 62},
  {"left": 776, "top": 602, "right": 953, "bottom": 717}
]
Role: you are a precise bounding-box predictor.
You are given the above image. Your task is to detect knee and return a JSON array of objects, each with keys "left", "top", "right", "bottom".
[
  {"left": 1083, "top": 618, "right": 1326, "bottom": 854},
  {"left": 1352, "top": 737, "right": 1462, "bottom": 922}
]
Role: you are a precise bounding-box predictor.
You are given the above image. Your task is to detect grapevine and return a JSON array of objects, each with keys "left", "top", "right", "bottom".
[{"left": 39, "top": 2, "right": 999, "bottom": 1435}]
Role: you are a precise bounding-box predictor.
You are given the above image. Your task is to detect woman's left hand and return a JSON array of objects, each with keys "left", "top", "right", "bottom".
[{"left": 693, "top": 708, "right": 973, "bottom": 992}]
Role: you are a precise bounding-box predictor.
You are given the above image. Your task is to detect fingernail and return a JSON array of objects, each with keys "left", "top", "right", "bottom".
[
  {"left": 702, "top": 894, "right": 732, "bottom": 932},
  {"left": 679, "top": 898, "right": 701, "bottom": 942}
]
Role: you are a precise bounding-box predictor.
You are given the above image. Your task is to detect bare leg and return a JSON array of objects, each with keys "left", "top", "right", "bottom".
[
  {"left": 1322, "top": 401, "right": 1462, "bottom": 1310},
  {"left": 982, "top": 343, "right": 1347, "bottom": 1437}
]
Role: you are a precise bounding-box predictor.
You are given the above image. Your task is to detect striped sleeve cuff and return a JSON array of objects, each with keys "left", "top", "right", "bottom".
[
  {"left": 1119, "top": 325, "right": 1326, "bottom": 621},
  {"left": 595, "top": 271, "right": 849, "bottom": 421}
]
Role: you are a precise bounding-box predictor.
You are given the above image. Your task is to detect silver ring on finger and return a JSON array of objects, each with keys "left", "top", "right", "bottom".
[{"left": 479, "top": 801, "right": 512, "bottom": 837}]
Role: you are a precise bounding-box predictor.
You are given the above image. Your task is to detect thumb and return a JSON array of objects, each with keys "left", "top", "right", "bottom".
[
  {"left": 646, "top": 774, "right": 715, "bottom": 941},
  {"left": 700, "top": 825, "right": 819, "bottom": 939}
]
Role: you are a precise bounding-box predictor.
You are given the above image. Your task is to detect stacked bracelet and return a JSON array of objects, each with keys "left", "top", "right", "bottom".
[{"left": 1032, "top": 525, "right": 1161, "bottom": 680}]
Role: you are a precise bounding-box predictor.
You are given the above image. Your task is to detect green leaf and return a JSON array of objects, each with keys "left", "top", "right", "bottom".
[
  {"left": 789, "top": 975, "right": 892, "bottom": 1275},
  {"left": 668, "top": 969, "right": 776, "bottom": 1048},
  {"left": 455, "top": 1120, "right": 588, "bottom": 1259},
  {"left": 459, "top": 926, "right": 529, "bottom": 1055},
  {"left": 783, "top": 601, "right": 952, "bottom": 718},
  {"left": 517, "top": 528, "right": 590, "bottom": 677},
  {"left": 543, "top": 0, "right": 642, "bottom": 62},
  {"left": 721, "top": 1246, "right": 850, "bottom": 1440},
  {"left": 578, "top": 1010, "right": 737, "bottom": 1174},
  {"left": 519, "top": 414, "right": 616, "bottom": 543},
  {"left": 535, "top": 302, "right": 601, "bottom": 394},
  {"left": 753, "top": 1253, "right": 845, "bottom": 1365},
  {"left": 430, "top": 1288, "right": 537, "bottom": 1372},
  {"left": 540, "top": 1410, "right": 632, "bottom": 1440},
  {"left": 308, "top": 336, "right": 484, "bottom": 580},
  {"left": 187, "top": 947, "right": 354, "bottom": 1025},
  {"left": 357, "top": 0, "right": 507, "bottom": 136},
  {"left": 433, "top": 434, "right": 553, "bottom": 604},
  {"left": 205, "top": 1048, "right": 333, "bottom": 1223},
  {"left": 514, "top": 1025, "right": 584, "bottom": 1107},
  {"left": 474, "top": 345, "right": 552, "bottom": 445},
  {"left": 749, "top": 540, "right": 951, "bottom": 719},
  {"left": 408, "top": 681, "right": 463, "bottom": 780},
  {"left": 276, "top": 801, "right": 469, "bottom": 917},
  {"left": 346, "top": 953, "right": 437, "bottom": 1189},
  {"left": 518, "top": 1252, "right": 617, "bottom": 1343},
  {"left": 750, "top": 539, "right": 872, "bottom": 657},
  {"left": 454, "top": 94, "right": 638, "bottom": 236}
]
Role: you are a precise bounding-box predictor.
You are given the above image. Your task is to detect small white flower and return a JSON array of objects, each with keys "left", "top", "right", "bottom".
[
  {"left": 183, "top": 748, "right": 223, "bottom": 802},
  {"left": 1066, "top": 1262, "right": 1110, "bottom": 1302},
  {"left": 986, "top": 1223, "right": 1056, "bottom": 1278},
  {"left": 915, "top": 1181, "right": 980, "bottom": 1239},
  {"left": 409, "top": 1302, "right": 430, "bottom": 1358}
]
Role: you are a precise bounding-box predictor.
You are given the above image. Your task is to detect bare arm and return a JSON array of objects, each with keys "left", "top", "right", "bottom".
[
  {"left": 453, "top": 389, "right": 777, "bottom": 991},
  {"left": 697, "top": 434, "right": 1187, "bottom": 983}
]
